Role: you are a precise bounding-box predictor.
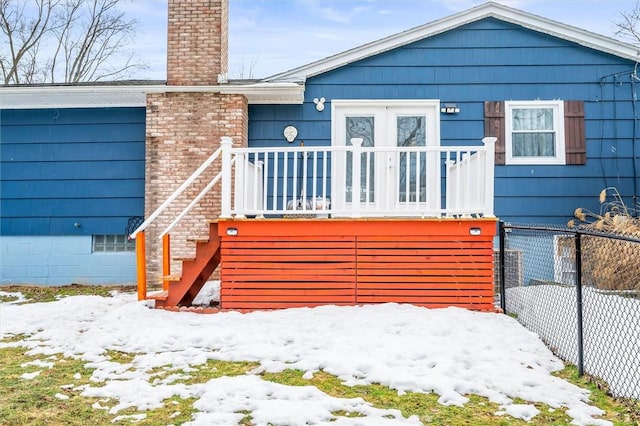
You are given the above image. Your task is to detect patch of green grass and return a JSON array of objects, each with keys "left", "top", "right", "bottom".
[
  {"left": 1, "top": 338, "right": 636, "bottom": 426},
  {"left": 103, "top": 396, "right": 200, "bottom": 425},
  {"left": 0, "top": 343, "right": 260, "bottom": 426},
  {"left": 0, "top": 284, "right": 136, "bottom": 304},
  {"left": 178, "top": 359, "right": 260, "bottom": 385},
  {"left": 104, "top": 349, "right": 137, "bottom": 364},
  {"left": 261, "top": 368, "right": 636, "bottom": 425},
  {"left": 332, "top": 409, "right": 366, "bottom": 418},
  {"left": 0, "top": 293, "right": 20, "bottom": 303},
  {"left": 0, "top": 345, "right": 113, "bottom": 425},
  {"left": 111, "top": 359, "right": 260, "bottom": 425},
  {"left": 238, "top": 409, "right": 254, "bottom": 425},
  {"left": 0, "top": 333, "right": 31, "bottom": 343},
  {"left": 554, "top": 365, "right": 639, "bottom": 424}
]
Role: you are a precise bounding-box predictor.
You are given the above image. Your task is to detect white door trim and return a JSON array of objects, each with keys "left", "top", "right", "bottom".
[{"left": 331, "top": 100, "right": 441, "bottom": 214}]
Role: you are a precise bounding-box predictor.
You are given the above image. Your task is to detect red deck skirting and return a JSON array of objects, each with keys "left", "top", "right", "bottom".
[{"left": 218, "top": 218, "right": 497, "bottom": 311}]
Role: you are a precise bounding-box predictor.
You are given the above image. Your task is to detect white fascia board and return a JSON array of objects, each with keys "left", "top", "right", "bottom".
[
  {"left": 265, "top": 1, "right": 640, "bottom": 82},
  {"left": 0, "top": 85, "right": 157, "bottom": 109},
  {"left": 0, "top": 85, "right": 155, "bottom": 109},
  {"left": 0, "top": 83, "right": 304, "bottom": 109},
  {"left": 493, "top": 4, "right": 640, "bottom": 61}
]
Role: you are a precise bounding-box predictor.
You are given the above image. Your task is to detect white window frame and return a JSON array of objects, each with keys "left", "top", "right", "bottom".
[{"left": 505, "top": 100, "right": 565, "bottom": 165}]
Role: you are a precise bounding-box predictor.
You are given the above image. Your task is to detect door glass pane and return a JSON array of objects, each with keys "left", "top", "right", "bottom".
[
  {"left": 346, "top": 116, "right": 375, "bottom": 203},
  {"left": 397, "top": 116, "right": 426, "bottom": 202}
]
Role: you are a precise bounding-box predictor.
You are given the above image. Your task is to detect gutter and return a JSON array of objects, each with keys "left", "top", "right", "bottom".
[{"left": 0, "top": 82, "right": 305, "bottom": 109}]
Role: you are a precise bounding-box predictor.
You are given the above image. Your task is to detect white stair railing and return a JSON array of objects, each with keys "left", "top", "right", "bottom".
[
  {"left": 131, "top": 136, "right": 232, "bottom": 301},
  {"left": 129, "top": 136, "right": 232, "bottom": 239}
]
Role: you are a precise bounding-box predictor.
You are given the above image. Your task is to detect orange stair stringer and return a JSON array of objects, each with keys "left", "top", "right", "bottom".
[{"left": 154, "top": 222, "right": 221, "bottom": 308}]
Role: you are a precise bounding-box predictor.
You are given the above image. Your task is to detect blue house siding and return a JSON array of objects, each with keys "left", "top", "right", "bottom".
[
  {"left": 0, "top": 236, "right": 136, "bottom": 285},
  {"left": 0, "top": 107, "right": 145, "bottom": 284},
  {"left": 248, "top": 18, "right": 640, "bottom": 224},
  {"left": 0, "top": 107, "right": 146, "bottom": 235}
]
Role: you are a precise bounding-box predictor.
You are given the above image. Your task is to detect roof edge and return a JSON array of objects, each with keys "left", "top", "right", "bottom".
[
  {"left": 264, "top": 1, "right": 640, "bottom": 82},
  {"left": 0, "top": 82, "right": 304, "bottom": 109}
]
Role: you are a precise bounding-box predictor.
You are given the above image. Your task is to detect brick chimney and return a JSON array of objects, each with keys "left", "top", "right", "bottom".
[
  {"left": 143, "top": 0, "right": 247, "bottom": 287},
  {"left": 167, "top": 0, "right": 228, "bottom": 85}
]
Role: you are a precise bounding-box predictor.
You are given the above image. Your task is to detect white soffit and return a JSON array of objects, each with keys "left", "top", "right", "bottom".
[
  {"left": 265, "top": 1, "right": 640, "bottom": 82},
  {"left": 0, "top": 86, "right": 151, "bottom": 109},
  {"left": 0, "top": 83, "right": 304, "bottom": 109}
]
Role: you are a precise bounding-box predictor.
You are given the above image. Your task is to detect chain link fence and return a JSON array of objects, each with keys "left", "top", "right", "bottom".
[{"left": 498, "top": 222, "right": 640, "bottom": 412}]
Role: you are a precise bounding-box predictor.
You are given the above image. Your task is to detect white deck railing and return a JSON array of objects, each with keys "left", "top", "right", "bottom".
[{"left": 223, "top": 137, "right": 496, "bottom": 219}]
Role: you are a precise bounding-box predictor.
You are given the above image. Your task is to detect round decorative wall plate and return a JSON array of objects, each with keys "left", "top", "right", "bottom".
[{"left": 284, "top": 125, "right": 298, "bottom": 142}]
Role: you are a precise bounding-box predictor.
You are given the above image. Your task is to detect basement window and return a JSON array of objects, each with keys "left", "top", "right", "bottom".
[{"left": 92, "top": 235, "right": 135, "bottom": 253}]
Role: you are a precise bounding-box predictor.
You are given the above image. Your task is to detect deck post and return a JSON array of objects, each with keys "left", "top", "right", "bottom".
[
  {"left": 162, "top": 234, "right": 170, "bottom": 291},
  {"left": 234, "top": 150, "right": 246, "bottom": 219},
  {"left": 351, "top": 138, "right": 363, "bottom": 217},
  {"left": 220, "top": 136, "right": 233, "bottom": 218},
  {"left": 482, "top": 137, "right": 496, "bottom": 217},
  {"left": 255, "top": 160, "right": 265, "bottom": 218},
  {"left": 136, "top": 231, "right": 147, "bottom": 301}
]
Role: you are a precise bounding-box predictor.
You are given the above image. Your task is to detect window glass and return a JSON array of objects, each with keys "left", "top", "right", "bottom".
[
  {"left": 511, "top": 108, "right": 555, "bottom": 157},
  {"left": 505, "top": 101, "right": 565, "bottom": 165},
  {"left": 346, "top": 116, "right": 375, "bottom": 203},
  {"left": 397, "top": 115, "right": 427, "bottom": 202},
  {"left": 93, "top": 235, "right": 135, "bottom": 253}
]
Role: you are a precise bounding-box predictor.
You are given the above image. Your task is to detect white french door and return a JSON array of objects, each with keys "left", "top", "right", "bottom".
[{"left": 332, "top": 100, "right": 441, "bottom": 214}]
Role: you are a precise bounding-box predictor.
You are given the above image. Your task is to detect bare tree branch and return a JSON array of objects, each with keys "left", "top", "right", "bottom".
[
  {"left": 0, "top": 0, "right": 57, "bottom": 84},
  {"left": 616, "top": 0, "right": 640, "bottom": 45},
  {"left": 0, "top": 0, "right": 146, "bottom": 84},
  {"left": 229, "top": 56, "right": 260, "bottom": 80}
]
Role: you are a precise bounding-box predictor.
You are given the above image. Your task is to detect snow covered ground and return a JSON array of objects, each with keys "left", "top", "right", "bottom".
[{"left": 0, "top": 284, "right": 616, "bottom": 425}]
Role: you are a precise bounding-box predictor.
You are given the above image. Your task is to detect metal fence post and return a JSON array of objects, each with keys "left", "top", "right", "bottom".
[
  {"left": 499, "top": 221, "right": 507, "bottom": 313},
  {"left": 575, "top": 231, "right": 585, "bottom": 376}
]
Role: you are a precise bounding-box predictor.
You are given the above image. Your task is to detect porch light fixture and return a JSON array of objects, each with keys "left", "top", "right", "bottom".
[
  {"left": 440, "top": 103, "right": 460, "bottom": 114},
  {"left": 469, "top": 227, "right": 482, "bottom": 236},
  {"left": 226, "top": 228, "right": 239, "bottom": 236}
]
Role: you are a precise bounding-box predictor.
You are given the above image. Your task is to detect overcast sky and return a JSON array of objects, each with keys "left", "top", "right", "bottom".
[{"left": 123, "top": 0, "right": 638, "bottom": 80}]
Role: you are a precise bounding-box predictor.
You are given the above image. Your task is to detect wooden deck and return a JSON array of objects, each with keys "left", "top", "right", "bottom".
[{"left": 217, "top": 218, "right": 497, "bottom": 311}]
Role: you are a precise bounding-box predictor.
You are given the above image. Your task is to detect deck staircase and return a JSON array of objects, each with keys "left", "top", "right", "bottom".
[
  {"left": 148, "top": 222, "right": 221, "bottom": 308},
  {"left": 132, "top": 136, "right": 498, "bottom": 312}
]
